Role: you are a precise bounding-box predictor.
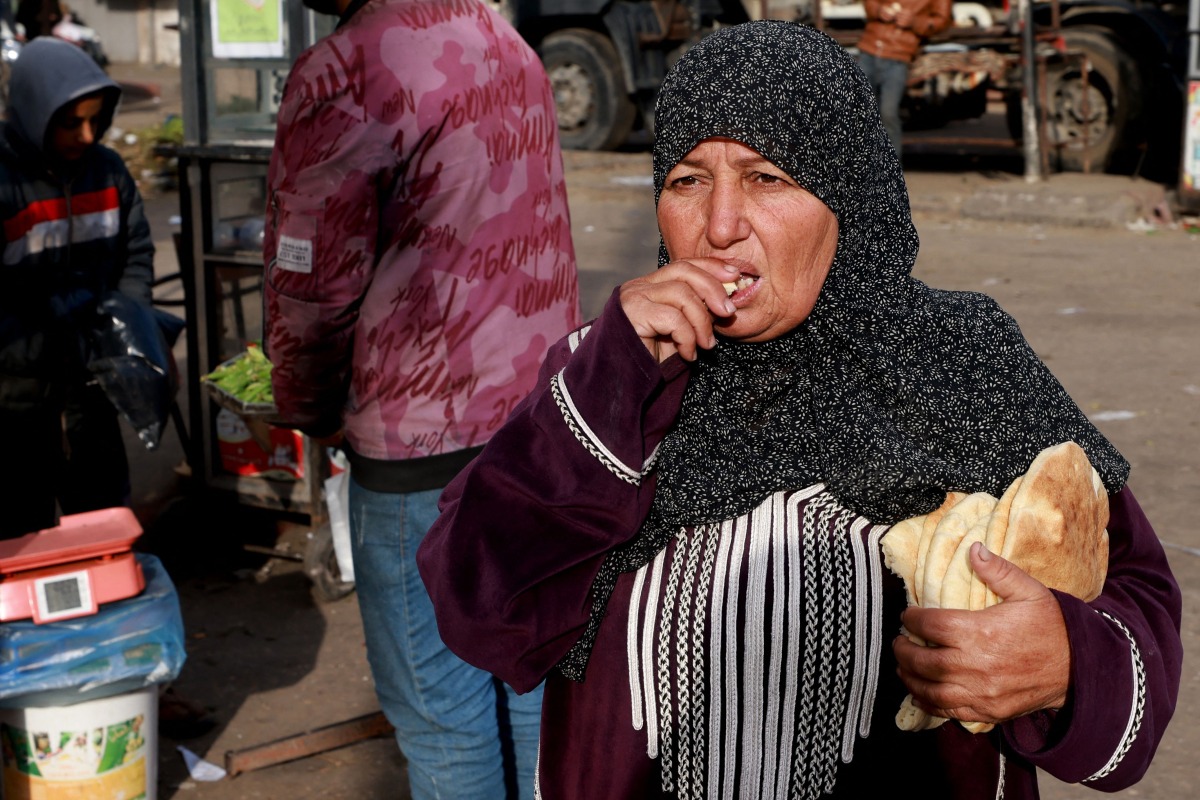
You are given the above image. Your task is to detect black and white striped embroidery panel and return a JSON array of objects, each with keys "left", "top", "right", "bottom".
[{"left": 625, "top": 486, "right": 889, "bottom": 800}]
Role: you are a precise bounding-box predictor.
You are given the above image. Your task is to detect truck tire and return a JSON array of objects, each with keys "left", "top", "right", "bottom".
[
  {"left": 1011, "top": 27, "right": 1143, "bottom": 173},
  {"left": 539, "top": 29, "right": 637, "bottom": 151},
  {"left": 481, "top": 0, "right": 514, "bottom": 24}
]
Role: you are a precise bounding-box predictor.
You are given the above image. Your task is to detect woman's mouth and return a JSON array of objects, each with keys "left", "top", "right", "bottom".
[{"left": 722, "top": 275, "right": 759, "bottom": 298}]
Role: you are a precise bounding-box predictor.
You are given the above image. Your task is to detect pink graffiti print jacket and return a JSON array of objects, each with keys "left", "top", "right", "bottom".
[{"left": 264, "top": 0, "right": 580, "bottom": 481}]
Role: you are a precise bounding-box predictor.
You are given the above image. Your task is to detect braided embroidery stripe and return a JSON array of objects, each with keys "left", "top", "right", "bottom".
[
  {"left": 790, "top": 495, "right": 823, "bottom": 797},
  {"left": 691, "top": 527, "right": 719, "bottom": 792},
  {"left": 1083, "top": 610, "right": 1146, "bottom": 782},
  {"left": 550, "top": 368, "right": 659, "bottom": 485},
  {"left": 822, "top": 508, "right": 854, "bottom": 795},
  {"left": 656, "top": 524, "right": 686, "bottom": 791}
]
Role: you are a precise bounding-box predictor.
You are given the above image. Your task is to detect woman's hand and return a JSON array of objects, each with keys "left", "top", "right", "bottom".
[
  {"left": 893, "top": 542, "right": 1072, "bottom": 724},
  {"left": 619, "top": 258, "right": 739, "bottom": 362}
]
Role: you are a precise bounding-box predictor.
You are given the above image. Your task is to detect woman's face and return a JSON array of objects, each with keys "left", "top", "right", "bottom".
[{"left": 658, "top": 138, "right": 838, "bottom": 343}]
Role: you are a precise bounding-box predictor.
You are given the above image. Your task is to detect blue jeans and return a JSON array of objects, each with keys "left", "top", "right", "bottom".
[
  {"left": 349, "top": 479, "right": 543, "bottom": 800},
  {"left": 856, "top": 51, "right": 909, "bottom": 153}
]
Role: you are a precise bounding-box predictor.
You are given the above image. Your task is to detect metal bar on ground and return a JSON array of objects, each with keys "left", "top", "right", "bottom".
[
  {"left": 242, "top": 544, "right": 304, "bottom": 561},
  {"left": 224, "top": 711, "right": 395, "bottom": 777}
]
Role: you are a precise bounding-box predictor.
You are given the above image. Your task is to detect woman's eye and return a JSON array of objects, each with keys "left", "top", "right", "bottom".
[
  {"left": 671, "top": 175, "right": 700, "bottom": 187},
  {"left": 755, "top": 173, "right": 786, "bottom": 185}
]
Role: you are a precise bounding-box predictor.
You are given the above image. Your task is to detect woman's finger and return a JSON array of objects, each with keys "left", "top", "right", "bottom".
[
  {"left": 647, "top": 259, "right": 740, "bottom": 319},
  {"left": 620, "top": 281, "right": 705, "bottom": 361},
  {"left": 620, "top": 262, "right": 738, "bottom": 361}
]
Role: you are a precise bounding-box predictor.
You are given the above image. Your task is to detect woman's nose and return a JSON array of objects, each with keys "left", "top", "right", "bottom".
[
  {"left": 79, "top": 123, "right": 95, "bottom": 145},
  {"left": 705, "top": 182, "right": 750, "bottom": 247}
]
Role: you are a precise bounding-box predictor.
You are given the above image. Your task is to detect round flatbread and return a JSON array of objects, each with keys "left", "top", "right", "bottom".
[
  {"left": 913, "top": 491, "right": 967, "bottom": 607},
  {"left": 881, "top": 514, "right": 925, "bottom": 607},
  {"left": 921, "top": 492, "right": 997, "bottom": 611},
  {"left": 895, "top": 695, "right": 948, "bottom": 732},
  {"left": 1002, "top": 441, "right": 1109, "bottom": 601},
  {"left": 890, "top": 442, "right": 1109, "bottom": 736},
  {"left": 941, "top": 513, "right": 990, "bottom": 611},
  {"left": 960, "top": 719, "right": 995, "bottom": 735},
  {"left": 946, "top": 509, "right": 1000, "bottom": 736},
  {"left": 976, "top": 474, "right": 1023, "bottom": 609}
]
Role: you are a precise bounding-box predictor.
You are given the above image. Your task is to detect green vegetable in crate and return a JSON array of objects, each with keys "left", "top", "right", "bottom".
[{"left": 203, "top": 345, "right": 275, "bottom": 404}]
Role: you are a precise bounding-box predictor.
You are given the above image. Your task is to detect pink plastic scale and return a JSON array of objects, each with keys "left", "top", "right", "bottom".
[{"left": 0, "top": 507, "right": 145, "bottom": 624}]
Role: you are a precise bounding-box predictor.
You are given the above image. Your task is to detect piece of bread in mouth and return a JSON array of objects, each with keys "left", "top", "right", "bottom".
[{"left": 722, "top": 281, "right": 738, "bottom": 296}]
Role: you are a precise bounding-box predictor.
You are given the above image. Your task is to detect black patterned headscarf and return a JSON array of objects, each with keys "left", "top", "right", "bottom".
[{"left": 557, "top": 20, "right": 1128, "bottom": 680}]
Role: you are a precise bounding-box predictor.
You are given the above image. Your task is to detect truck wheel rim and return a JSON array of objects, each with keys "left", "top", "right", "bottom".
[
  {"left": 1049, "top": 81, "right": 1110, "bottom": 147},
  {"left": 549, "top": 63, "right": 594, "bottom": 131}
]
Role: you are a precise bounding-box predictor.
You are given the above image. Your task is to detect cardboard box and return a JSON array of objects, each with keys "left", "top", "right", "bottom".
[{"left": 215, "top": 409, "right": 304, "bottom": 481}]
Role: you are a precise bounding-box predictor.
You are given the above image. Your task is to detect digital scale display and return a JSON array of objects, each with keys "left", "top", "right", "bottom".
[{"left": 33, "top": 569, "right": 97, "bottom": 623}]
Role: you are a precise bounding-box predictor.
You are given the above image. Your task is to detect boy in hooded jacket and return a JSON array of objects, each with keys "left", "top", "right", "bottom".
[{"left": 0, "top": 37, "right": 154, "bottom": 539}]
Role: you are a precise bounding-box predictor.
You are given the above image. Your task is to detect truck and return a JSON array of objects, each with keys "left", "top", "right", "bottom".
[{"left": 487, "top": 0, "right": 1191, "bottom": 179}]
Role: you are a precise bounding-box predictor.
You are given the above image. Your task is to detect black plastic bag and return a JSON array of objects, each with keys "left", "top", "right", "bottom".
[{"left": 87, "top": 292, "right": 181, "bottom": 451}]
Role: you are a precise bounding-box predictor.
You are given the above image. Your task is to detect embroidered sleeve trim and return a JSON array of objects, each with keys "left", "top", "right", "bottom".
[
  {"left": 1082, "top": 610, "right": 1146, "bottom": 783},
  {"left": 567, "top": 325, "right": 592, "bottom": 352},
  {"left": 551, "top": 368, "right": 659, "bottom": 486}
]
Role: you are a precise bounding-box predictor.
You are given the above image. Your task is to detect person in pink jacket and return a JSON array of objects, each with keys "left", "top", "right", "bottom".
[{"left": 263, "top": 0, "right": 581, "bottom": 797}]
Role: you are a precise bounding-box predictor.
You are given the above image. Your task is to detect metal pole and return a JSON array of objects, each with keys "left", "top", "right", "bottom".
[
  {"left": 1019, "top": 0, "right": 1044, "bottom": 182},
  {"left": 1177, "top": 0, "right": 1200, "bottom": 211}
]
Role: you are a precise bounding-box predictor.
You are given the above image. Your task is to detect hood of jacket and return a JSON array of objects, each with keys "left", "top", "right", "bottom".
[{"left": 5, "top": 37, "right": 121, "bottom": 156}]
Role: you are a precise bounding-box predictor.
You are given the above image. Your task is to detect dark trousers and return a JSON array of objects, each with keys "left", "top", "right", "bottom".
[
  {"left": 856, "top": 51, "right": 909, "bottom": 154},
  {"left": 1, "top": 380, "right": 130, "bottom": 539}
]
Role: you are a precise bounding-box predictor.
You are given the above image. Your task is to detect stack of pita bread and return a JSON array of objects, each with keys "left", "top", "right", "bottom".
[{"left": 879, "top": 441, "right": 1110, "bottom": 734}]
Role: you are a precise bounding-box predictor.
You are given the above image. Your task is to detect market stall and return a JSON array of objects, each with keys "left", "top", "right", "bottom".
[
  {"left": 170, "top": 0, "right": 349, "bottom": 598},
  {"left": 172, "top": 0, "right": 329, "bottom": 512}
]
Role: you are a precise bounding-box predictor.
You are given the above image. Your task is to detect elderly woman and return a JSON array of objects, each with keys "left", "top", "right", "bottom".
[{"left": 416, "top": 20, "right": 1181, "bottom": 800}]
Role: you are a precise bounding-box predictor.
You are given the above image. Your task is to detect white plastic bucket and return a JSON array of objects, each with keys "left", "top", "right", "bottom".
[{"left": 0, "top": 687, "right": 157, "bottom": 800}]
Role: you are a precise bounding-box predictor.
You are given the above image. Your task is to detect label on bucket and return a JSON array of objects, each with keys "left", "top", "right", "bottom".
[{"left": 1, "top": 708, "right": 150, "bottom": 800}]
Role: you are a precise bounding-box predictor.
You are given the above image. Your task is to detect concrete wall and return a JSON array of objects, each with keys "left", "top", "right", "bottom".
[{"left": 49, "top": 0, "right": 181, "bottom": 65}]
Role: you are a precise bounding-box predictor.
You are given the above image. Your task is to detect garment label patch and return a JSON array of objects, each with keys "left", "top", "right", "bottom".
[{"left": 277, "top": 235, "right": 314, "bottom": 274}]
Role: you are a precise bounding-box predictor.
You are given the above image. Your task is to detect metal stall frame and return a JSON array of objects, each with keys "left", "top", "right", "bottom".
[
  {"left": 1181, "top": 0, "right": 1200, "bottom": 211},
  {"left": 174, "top": 0, "right": 334, "bottom": 524}
]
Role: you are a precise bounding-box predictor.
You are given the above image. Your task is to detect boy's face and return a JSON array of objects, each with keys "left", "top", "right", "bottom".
[{"left": 49, "top": 95, "right": 106, "bottom": 161}]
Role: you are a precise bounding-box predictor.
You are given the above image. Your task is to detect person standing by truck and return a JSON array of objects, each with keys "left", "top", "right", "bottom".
[{"left": 856, "top": 0, "right": 953, "bottom": 152}]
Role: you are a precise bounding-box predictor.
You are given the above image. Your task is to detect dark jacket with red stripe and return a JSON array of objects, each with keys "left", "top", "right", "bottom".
[{"left": 0, "top": 39, "right": 154, "bottom": 413}]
